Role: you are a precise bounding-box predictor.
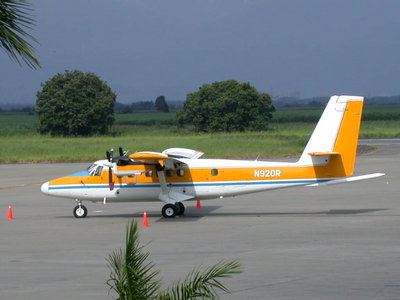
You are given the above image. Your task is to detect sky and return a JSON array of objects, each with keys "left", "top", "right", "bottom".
[{"left": 1, "top": 0, "right": 400, "bottom": 105}]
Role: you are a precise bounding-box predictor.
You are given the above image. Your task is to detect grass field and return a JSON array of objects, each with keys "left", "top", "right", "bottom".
[{"left": 0, "top": 106, "right": 399, "bottom": 163}]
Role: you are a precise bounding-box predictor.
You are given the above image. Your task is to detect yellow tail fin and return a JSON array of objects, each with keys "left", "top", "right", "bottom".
[{"left": 298, "top": 95, "right": 364, "bottom": 177}]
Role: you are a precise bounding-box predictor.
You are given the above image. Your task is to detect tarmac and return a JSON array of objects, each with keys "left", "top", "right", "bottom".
[{"left": 0, "top": 139, "right": 399, "bottom": 300}]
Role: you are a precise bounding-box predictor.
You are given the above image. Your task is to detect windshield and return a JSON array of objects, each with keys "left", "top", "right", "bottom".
[{"left": 87, "top": 164, "right": 103, "bottom": 176}]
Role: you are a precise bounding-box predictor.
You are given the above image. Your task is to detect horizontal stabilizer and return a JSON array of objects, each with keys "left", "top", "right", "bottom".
[
  {"left": 307, "top": 173, "right": 385, "bottom": 187},
  {"left": 308, "top": 152, "right": 340, "bottom": 156}
]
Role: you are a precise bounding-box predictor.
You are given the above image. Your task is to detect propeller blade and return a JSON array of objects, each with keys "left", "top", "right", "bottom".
[
  {"left": 106, "top": 149, "right": 114, "bottom": 190},
  {"left": 106, "top": 151, "right": 111, "bottom": 161},
  {"left": 108, "top": 166, "right": 114, "bottom": 191}
]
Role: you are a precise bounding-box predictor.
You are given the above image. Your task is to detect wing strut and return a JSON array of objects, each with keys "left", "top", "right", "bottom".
[{"left": 155, "top": 164, "right": 194, "bottom": 203}]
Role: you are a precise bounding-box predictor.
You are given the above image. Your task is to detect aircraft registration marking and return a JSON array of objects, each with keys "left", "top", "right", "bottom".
[{"left": 254, "top": 169, "right": 281, "bottom": 178}]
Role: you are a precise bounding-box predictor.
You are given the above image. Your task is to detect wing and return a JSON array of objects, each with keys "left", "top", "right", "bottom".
[
  {"left": 129, "top": 151, "right": 171, "bottom": 163},
  {"left": 127, "top": 151, "right": 194, "bottom": 203}
]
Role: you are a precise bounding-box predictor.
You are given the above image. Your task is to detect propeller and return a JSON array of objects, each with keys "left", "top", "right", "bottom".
[
  {"left": 105, "top": 147, "right": 130, "bottom": 191},
  {"left": 106, "top": 149, "right": 115, "bottom": 191},
  {"left": 116, "top": 146, "right": 130, "bottom": 166}
]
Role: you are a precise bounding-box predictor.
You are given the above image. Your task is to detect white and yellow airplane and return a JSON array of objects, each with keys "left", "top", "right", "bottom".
[{"left": 41, "top": 95, "right": 384, "bottom": 218}]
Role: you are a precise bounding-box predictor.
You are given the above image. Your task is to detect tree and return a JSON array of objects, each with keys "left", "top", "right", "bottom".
[
  {"left": 0, "top": 0, "right": 40, "bottom": 68},
  {"left": 132, "top": 101, "right": 155, "bottom": 111},
  {"left": 107, "top": 220, "right": 242, "bottom": 300},
  {"left": 115, "top": 102, "right": 133, "bottom": 114},
  {"left": 36, "top": 70, "right": 116, "bottom": 136},
  {"left": 155, "top": 95, "right": 170, "bottom": 113},
  {"left": 177, "top": 80, "right": 275, "bottom": 132}
]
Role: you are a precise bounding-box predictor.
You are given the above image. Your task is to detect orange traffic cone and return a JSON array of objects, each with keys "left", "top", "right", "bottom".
[
  {"left": 196, "top": 200, "right": 202, "bottom": 209},
  {"left": 7, "top": 205, "right": 14, "bottom": 220},
  {"left": 142, "top": 211, "right": 149, "bottom": 227}
]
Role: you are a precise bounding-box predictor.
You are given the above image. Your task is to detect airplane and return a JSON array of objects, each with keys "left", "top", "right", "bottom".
[{"left": 41, "top": 95, "right": 384, "bottom": 218}]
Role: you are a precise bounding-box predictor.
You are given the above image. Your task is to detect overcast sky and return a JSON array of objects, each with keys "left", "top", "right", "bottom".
[{"left": 1, "top": 0, "right": 400, "bottom": 104}]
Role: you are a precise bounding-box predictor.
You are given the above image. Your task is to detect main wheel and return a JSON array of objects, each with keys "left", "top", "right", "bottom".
[
  {"left": 176, "top": 202, "right": 185, "bottom": 215},
  {"left": 73, "top": 205, "right": 88, "bottom": 218},
  {"left": 162, "top": 203, "right": 178, "bottom": 218}
]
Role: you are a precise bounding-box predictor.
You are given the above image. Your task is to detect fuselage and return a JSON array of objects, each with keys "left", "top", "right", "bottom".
[{"left": 41, "top": 157, "right": 339, "bottom": 203}]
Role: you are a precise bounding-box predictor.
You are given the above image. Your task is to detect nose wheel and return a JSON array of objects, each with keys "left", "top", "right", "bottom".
[{"left": 73, "top": 203, "right": 88, "bottom": 218}]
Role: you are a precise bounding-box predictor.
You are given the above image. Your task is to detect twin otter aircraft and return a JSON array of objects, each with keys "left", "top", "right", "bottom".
[{"left": 41, "top": 95, "right": 383, "bottom": 218}]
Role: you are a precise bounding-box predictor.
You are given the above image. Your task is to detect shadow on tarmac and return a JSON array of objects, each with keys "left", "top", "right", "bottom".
[{"left": 54, "top": 207, "right": 388, "bottom": 221}]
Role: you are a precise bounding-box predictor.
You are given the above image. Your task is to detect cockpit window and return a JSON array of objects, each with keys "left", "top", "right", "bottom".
[{"left": 87, "top": 164, "right": 103, "bottom": 176}]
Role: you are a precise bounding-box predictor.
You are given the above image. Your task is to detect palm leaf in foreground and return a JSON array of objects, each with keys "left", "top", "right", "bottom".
[
  {"left": 0, "top": 0, "right": 40, "bottom": 68},
  {"left": 106, "top": 220, "right": 160, "bottom": 300},
  {"left": 159, "top": 260, "right": 243, "bottom": 300},
  {"left": 106, "top": 219, "right": 242, "bottom": 300}
]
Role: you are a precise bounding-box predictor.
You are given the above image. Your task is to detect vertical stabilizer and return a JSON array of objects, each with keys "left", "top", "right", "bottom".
[{"left": 297, "top": 95, "right": 364, "bottom": 176}]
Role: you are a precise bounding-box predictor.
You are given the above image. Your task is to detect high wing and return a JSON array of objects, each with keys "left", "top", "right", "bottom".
[
  {"left": 130, "top": 150, "right": 195, "bottom": 203},
  {"left": 113, "top": 149, "right": 202, "bottom": 203}
]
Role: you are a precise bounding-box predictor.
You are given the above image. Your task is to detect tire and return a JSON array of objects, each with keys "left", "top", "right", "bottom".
[
  {"left": 162, "top": 203, "right": 177, "bottom": 218},
  {"left": 73, "top": 205, "right": 88, "bottom": 218},
  {"left": 176, "top": 202, "right": 185, "bottom": 215}
]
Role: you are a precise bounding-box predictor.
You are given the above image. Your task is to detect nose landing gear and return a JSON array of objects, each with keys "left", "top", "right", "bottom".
[{"left": 73, "top": 200, "right": 88, "bottom": 218}]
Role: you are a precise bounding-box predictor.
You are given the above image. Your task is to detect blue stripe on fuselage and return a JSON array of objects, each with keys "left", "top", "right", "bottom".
[{"left": 48, "top": 179, "right": 331, "bottom": 190}]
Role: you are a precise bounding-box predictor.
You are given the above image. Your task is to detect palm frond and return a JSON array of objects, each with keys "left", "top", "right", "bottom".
[
  {"left": 159, "top": 260, "right": 243, "bottom": 300},
  {"left": 106, "top": 219, "right": 242, "bottom": 300},
  {"left": 106, "top": 220, "right": 160, "bottom": 300},
  {"left": 0, "top": 0, "right": 40, "bottom": 68}
]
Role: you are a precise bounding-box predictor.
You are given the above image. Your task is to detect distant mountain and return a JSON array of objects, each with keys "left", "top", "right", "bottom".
[
  {"left": 0, "top": 103, "right": 35, "bottom": 113},
  {"left": 366, "top": 95, "right": 400, "bottom": 106},
  {"left": 273, "top": 95, "right": 400, "bottom": 107},
  {"left": 2, "top": 96, "right": 399, "bottom": 112}
]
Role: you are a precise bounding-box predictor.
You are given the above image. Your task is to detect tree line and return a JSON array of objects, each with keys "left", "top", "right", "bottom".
[
  {"left": 115, "top": 96, "right": 171, "bottom": 114},
  {"left": 34, "top": 70, "right": 275, "bottom": 136}
]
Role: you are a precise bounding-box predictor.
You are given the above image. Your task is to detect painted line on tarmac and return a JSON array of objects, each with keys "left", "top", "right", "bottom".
[{"left": 0, "top": 182, "right": 40, "bottom": 191}]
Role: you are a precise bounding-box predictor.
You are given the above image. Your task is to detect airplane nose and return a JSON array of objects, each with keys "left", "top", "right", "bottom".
[{"left": 41, "top": 181, "right": 49, "bottom": 195}]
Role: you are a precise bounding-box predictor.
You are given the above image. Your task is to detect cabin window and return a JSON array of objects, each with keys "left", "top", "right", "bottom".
[
  {"left": 211, "top": 169, "right": 218, "bottom": 176},
  {"left": 166, "top": 170, "right": 174, "bottom": 177},
  {"left": 177, "top": 169, "right": 185, "bottom": 177},
  {"left": 145, "top": 171, "right": 153, "bottom": 177}
]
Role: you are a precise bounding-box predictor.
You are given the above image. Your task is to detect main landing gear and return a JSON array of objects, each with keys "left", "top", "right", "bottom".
[
  {"left": 73, "top": 200, "right": 88, "bottom": 218},
  {"left": 162, "top": 202, "right": 185, "bottom": 218},
  {"left": 71, "top": 201, "right": 186, "bottom": 219}
]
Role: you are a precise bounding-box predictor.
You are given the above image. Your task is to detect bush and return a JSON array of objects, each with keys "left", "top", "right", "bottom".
[
  {"left": 177, "top": 80, "right": 275, "bottom": 132},
  {"left": 36, "top": 70, "right": 116, "bottom": 136}
]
